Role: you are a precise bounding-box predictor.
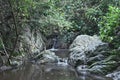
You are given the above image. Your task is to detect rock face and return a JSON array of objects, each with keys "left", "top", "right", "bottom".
[
  {"left": 20, "top": 27, "right": 45, "bottom": 58},
  {"left": 68, "top": 35, "right": 104, "bottom": 66},
  {"left": 0, "top": 26, "right": 45, "bottom": 66}
]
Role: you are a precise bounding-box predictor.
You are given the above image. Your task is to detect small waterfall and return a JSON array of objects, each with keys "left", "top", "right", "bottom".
[
  {"left": 52, "top": 38, "right": 57, "bottom": 49},
  {"left": 50, "top": 38, "right": 58, "bottom": 51},
  {"left": 49, "top": 38, "right": 68, "bottom": 66}
]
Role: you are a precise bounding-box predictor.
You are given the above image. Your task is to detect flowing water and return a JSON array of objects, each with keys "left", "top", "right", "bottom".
[{"left": 51, "top": 38, "right": 57, "bottom": 50}]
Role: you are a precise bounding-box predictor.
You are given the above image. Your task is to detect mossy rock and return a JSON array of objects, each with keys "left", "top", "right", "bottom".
[{"left": 89, "top": 60, "right": 118, "bottom": 75}]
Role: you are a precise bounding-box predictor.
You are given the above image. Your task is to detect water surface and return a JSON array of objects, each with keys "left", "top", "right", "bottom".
[{"left": 0, "top": 62, "right": 76, "bottom": 80}]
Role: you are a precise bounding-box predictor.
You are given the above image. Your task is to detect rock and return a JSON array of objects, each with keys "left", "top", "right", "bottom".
[
  {"left": 76, "top": 67, "right": 113, "bottom": 80},
  {"left": 20, "top": 27, "right": 45, "bottom": 58},
  {"left": 10, "top": 60, "right": 23, "bottom": 67},
  {"left": 0, "top": 65, "right": 12, "bottom": 71},
  {"left": 88, "top": 52, "right": 120, "bottom": 75},
  {"left": 76, "top": 65, "right": 113, "bottom": 80},
  {"left": 69, "top": 35, "right": 104, "bottom": 50},
  {"left": 68, "top": 35, "right": 105, "bottom": 66},
  {"left": 77, "top": 72, "right": 113, "bottom": 80},
  {"left": 34, "top": 50, "right": 59, "bottom": 63},
  {"left": 87, "top": 54, "right": 105, "bottom": 64},
  {"left": 68, "top": 35, "right": 119, "bottom": 76},
  {"left": 106, "top": 71, "right": 120, "bottom": 80}
]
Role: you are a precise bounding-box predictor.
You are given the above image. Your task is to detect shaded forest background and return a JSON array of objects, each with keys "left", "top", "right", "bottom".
[{"left": 0, "top": 0, "right": 120, "bottom": 65}]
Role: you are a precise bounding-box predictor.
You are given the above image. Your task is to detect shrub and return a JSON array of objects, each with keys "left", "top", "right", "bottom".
[{"left": 99, "top": 6, "right": 120, "bottom": 48}]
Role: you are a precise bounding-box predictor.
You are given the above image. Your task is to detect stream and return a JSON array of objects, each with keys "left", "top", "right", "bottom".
[
  {"left": 0, "top": 49, "right": 113, "bottom": 80},
  {"left": 0, "top": 49, "right": 77, "bottom": 80}
]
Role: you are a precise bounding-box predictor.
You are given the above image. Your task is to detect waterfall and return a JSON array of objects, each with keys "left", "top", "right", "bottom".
[
  {"left": 50, "top": 38, "right": 58, "bottom": 51},
  {"left": 48, "top": 38, "right": 68, "bottom": 66},
  {"left": 52, "top": 38, "right": 57, "bottom": 49}
]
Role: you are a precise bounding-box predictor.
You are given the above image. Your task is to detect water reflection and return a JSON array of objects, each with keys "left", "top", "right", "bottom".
[{"left": 0, "top": 63, "right": 76, "bottom": 80}]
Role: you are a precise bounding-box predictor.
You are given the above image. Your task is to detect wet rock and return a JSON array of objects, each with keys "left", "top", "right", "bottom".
[
  {"left": 34, "top": 50, "right": 59, "bottom": 63},
  {"left": 88, "top": 52, "right": 120, "bottom": 75},
  {"left": 77, "top": 74, "right": 113, "bottom": 80},
  {"left": 106, "top": 71, "right": 120, "bottom": 80},
  {"left": 0, "top": 65, "right": 12, "bottom": 71},
  {"left": 10, "top": 60, "right": 23, "bottom": 67},
  {"left": 76, "top": 65, "right": 88, "bottom": 71},
  {"left": 76, "top": 68, "right": 113, "bottom": 80},
  {"left": 89, "top": 60, "right": 118, "bottom": 74}
]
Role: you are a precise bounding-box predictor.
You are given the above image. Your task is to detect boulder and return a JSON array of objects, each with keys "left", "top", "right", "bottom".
[
  {"left": 106, "top": 71, "right": 120, "bottom": 80},
  {"left": 89, "top": 60, "right": 118, "bottom": 74},
  {"left": 68, "top": 35, "right": 105, "bottom": 66},
  {"left": 106, "top": 66, "right": 120, "bottom": 80},
  {"left": 33, "top": 50, "right": 59, "bottom": 63},
  {"left": 68, "top": 35, "right": 119, "bottom": 76}
]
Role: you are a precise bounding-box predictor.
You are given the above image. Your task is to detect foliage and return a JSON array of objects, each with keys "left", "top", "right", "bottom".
[
  {"left": 99, "top": 6, "right": 120, "bottom": 48},
  {"left": 38, "top": 0, "right": 72, "bottom": 36},
  {"left": 9, "top": 0, "right": 120, "bottom": 38},
  {"left": 9, "top": 0, "right": 72, "bottom": 37}
]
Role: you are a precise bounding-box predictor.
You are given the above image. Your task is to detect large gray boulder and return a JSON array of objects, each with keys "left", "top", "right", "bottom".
[
  {"left": 68, "top": 35, "right": 119, "bottom": 75},
  {"left": 68, "top": 35, "right": 105, "bottom": 66}
]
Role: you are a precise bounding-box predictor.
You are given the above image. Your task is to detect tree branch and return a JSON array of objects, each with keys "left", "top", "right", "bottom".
[{"left": 8, "top": 0, "right": 19, "bottom": 55}]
